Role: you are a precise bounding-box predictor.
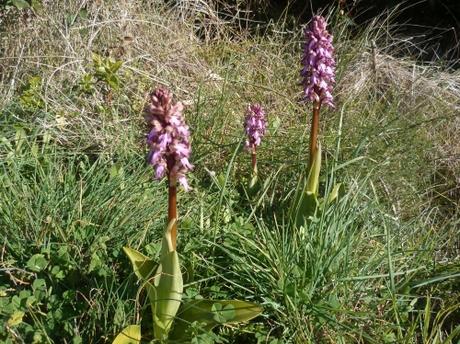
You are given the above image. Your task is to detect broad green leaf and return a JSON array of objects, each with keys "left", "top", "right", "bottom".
[
  {"left": 150, "top": 220, "right": 183, "bottom": 340},
  {"left": 306, "top": 142, "right": 321, "bottom": 195},
  {"left": 110, "top": 164, "right": 120, "bottom": 178},
  {"left": 14, "top": 127, "right": 26, "bottom": 152},
  {"left": 211, "top": 302, "right": 235, "bottom": 323},
  {"left": 96, "top": 66, "right": 106, "bottom": 75},
  {"left": 217, "top": 173, "right": 226, "bottom": 189},
  {"left": 248, "top": 173, "right": 258, "bottom": 190},
  {"left": 112, "top": 325, "right": 141, "bottom": 344},
  {"left": 270, "top": 115, "right": 281, "bottom": 133},
  {"left": 8, "top": 311, "right": 24, "bottom": 327},
  {"left": 247, "top": 173, "right": 260, "bottom": 197},
  {"left": 294, "top": 191, "right": 319, "bottom": 228},
  {"left": 123, "top": 247, "right": 156, "bottom": 281},
  {"left": 78, "top": 8, "right": 88, "bottom": 20},
  {"left": 291, "top": 143, "right": 322, "bottom": 228},
  {"left": 171, "top": 299, "right": 262, "bottom": 338}
]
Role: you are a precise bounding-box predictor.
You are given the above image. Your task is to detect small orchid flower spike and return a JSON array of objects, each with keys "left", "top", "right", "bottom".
[
  {"left": 244, "top": 104, "right": 267, "bottom": 173},
  {"left": 244, "top": 104, "right": 267, "bottom": 151}
]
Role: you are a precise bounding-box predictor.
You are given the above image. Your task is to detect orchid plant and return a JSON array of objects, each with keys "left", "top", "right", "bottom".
[
  {"left": 243, "top": 104, "right": 267, "bottom": 191},
  {"left": 293, "top": 15, "right": 341, "bottom": 227},
  {"left": 113, "top": 88, "right": 262, "bottom": 344}
]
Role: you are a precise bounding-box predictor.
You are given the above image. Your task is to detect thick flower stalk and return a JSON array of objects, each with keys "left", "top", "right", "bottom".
[
  {"left": 244, "top": 104, "right": 267, "bottom": 172},
  {"left": 301, "top": 15, "right": 335, "bottom": 167},
  {"left": 145, "top": 87, "right": 192, "bottom": 249}
]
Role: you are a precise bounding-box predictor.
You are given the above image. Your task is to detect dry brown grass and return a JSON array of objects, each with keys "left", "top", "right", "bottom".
[{"left": 1, "top": 1, "right": 217, "bottom": 150}]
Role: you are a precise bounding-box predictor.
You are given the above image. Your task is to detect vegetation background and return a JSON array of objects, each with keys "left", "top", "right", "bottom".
[{"left": 0, "top": 0, "right": 459, "bottom": 343}]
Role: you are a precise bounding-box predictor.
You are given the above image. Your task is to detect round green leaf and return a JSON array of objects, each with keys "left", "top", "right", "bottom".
[{"left": 26, "top": 254, "right": 48, "bottom": 272}]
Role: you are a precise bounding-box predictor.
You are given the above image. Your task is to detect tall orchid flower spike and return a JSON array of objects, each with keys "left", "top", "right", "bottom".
[
  {"left": 301, "top": 15, "right": 335, "bottom": 167},
  {"left": 145, "top": 87, "right": 192, "bottom": 249},
  {"left": 291, "top": 15, "right": 339, "bottom": 228},
  {"left": 244, "top": 104, "right": 267, "bottom": 174}
]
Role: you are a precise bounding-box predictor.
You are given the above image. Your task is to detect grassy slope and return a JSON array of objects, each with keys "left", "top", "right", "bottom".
[{"left": 0, "top": 1, "right": 459, "bottom": 343}]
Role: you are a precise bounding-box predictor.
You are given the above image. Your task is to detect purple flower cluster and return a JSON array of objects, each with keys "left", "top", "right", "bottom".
[
  {"left": 301, "top": 15, "right": 336, "bottom": 107},
  {"left": 145, "top": 88, "right": 192, "bottom": 190},
  {"left": 244, "top": 104, "right": 267, "bottom": 151}
]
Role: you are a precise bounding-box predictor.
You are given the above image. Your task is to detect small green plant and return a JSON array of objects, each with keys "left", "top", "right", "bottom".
[
  {"left": 78, "top": 73, "right": 95, "bottom": 95},
  {"left": 19, "top": 76, "right": 44, "bottom": 111},
  {"left": 92, "top": 53, "right": 123, "bottom": 91}
]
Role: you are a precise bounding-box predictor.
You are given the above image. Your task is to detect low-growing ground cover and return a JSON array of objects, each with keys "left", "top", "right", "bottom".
[{"left": 0, "top": 1, "right": 459, "bottom": 343}]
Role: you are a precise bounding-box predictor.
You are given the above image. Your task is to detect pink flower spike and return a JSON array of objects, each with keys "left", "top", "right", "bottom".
[
  {"left": 301, "top": 15, "right": 336, "bottom": 107},
  {"left": 244, "top": 104, "right": 267, "bottom": 151},
  {"left": 145, "top": 87, "right": 193, "bottom": 189}
]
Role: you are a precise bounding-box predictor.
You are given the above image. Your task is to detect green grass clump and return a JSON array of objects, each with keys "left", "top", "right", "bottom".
[{"left": 1, "top": 1, "right": 459, "bottom": 343}]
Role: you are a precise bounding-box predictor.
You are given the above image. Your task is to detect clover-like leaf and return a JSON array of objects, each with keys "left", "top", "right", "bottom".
[
  {"left": 7, "top": 311, "right": 25, "bottom": 327},
  {"left": 26, "top": 254, "right": 48, "bottom": 272}
]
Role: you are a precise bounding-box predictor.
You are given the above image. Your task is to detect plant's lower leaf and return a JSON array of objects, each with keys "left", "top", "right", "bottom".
[
  {"left": 306, "top": 142, "right": 321, "bottom": 195},
  {"left": 247, "top": 173, "right": 261, "bottom": 197},
  {"left": 290, "top": 143, "right": 322, "bottom": 228},
  {"left": 249, "top": 173, "right": 258, "bottom": 190},
  {"left": 327, "top": 183, "right": 342, "bottom": 204},
  {"left": 123, "top": 247, "right": 156, "bottom": 281},
  {"left": 171, "top": 299, "right": 262, "bottom": 339},
  {"left": 294, "top": 191, "right": 319, "bottom": 228},
  {"left": 151, "top": 220, "right": 183, "bottom": 340},
  {"left": 112, "top": 325, "right": 141, "bottom": 344}
]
